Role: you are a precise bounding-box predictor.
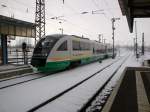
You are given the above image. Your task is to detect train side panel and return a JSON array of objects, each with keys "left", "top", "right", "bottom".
[{"left": 70, "top": 36, "right": 93, "bottom": 64}]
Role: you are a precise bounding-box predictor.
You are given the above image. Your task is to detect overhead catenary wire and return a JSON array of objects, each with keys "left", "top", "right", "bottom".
[
  {"left": 102, "top": 0, "right": 114, "bottom": 17},
  {"left": 91, "top": 0, "right": 101, "bottom": 10},
  {"left": 91, "top": 0, "right": 118, "bottom": 19},
  {"left": 89, "top": 0, "right": 111, "bottom": 20},
  {"left": 64, "top": 20, "right": 96, "bottom": 38},
  {"left": 1, "top": 0, "right": 111, "bottom": 41},
  {"left": 56, "top": 1, "right": 112, "bottom": 40},
  {"left": 13, "top": 0, "right": 35, "bottom": 10},
  {"left": 0, "top": 0, "right": 35, "bottom": 19},
  {"left": 46, "top": 0, "right": 100, "bottom": 37},
  {"left": 10, "top": 0, "right": 58, "bottom": 18},
  {"left": 1, "top": 0, "right": 99, "bottom": 36},
  {"left": 1, "top": 0, "right": 35, "bottom": 12},
  {"left": 46, "top": 17, "right": 97, "bottom": 38}
]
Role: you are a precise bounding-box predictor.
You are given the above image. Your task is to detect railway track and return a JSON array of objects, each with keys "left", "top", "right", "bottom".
[
  {"left": 0, "top": 57, "right": 122, "bottom": 90},
  {"left": 0, "top": 54, "right": 129, "bottom": 112},
  {"left": 81, "top": 55, "right": 129, "bottom": 112},
  {"left": 0, "top": 71, "right": 40, "bottom": 82},
  {"left": 0, "top": 72, "right": 52, "bottom": 89},
  {"left": 27, "top": 55, "right": 129, "bottom": 112}
]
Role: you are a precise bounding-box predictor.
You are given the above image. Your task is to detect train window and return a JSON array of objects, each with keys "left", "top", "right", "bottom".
[
  {"left": 43, "top": 38, "right": 58, "bottom": 47},
  {"left": 80, "top": 42, "right": 89, "bottom": 50},
  {"left": 33, "top": 37, "right": 59, "bottom": 56},
  {"left": 57, "top": 40, "right": 68, "bottom": 51},
  {"left": 73, "top": 41, "right": 91, "bottom": 51},
  {"left": 80, "top": 42, "right": 84, "bottom": 50},
  {"left": 85, "top": 43, "right": 90, "bottom": 50},
  {"left": 73, "top": 41, "right": 80, "bottom": 50}
]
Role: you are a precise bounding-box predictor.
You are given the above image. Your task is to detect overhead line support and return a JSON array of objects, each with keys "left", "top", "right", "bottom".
[{"left": 35, "top": 0, "right": 45, "bottom": 45}]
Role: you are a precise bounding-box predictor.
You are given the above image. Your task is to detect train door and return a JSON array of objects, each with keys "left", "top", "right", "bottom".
[
  {"left": 67, "top": 38, "right": 72, "bottom": 60},
  {"left": 53, "top": 39, "right": 70, "bottom": 61},
  {"left": 72, "top": 40, "right": 80, "bottom": 60}
]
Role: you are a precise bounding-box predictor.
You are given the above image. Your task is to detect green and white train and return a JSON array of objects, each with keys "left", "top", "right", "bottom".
[{"left": 31, "top": 34, "right": 114, "bottom": 72}]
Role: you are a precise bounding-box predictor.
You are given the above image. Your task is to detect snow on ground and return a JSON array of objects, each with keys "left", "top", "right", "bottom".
[
  {"left": 36, "top": 52, "right": 142, "bottom": 112},
  {"left": 36, "top": 55, "right": 127, "bottom": 112},
  {"left": 0, "top": 50, "right": 145, "bottom": 112},
  {"left": 0, "top": 73, "right": 45, "bottom": 88},
  {"left": 0, "top": 55, "right": 123, "bottom": 112},
  {"left": 85, "top": 52, "right": 143, "bottom": 112},
  {"left": 138, "top": 52, "right": 150, "bottom": 66}
]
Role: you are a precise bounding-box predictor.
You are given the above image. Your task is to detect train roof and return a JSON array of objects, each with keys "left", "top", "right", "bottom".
[
  {"left": 46, "top": 34, "right": 90, "bottom": 41},
  {"left": 71, "top": 35, "right": 90, "bottom": 40},
  {"left": 45, "top": 34, "right": 112, "bottom": 46},
  {"left": 46, "top": 34, "right": 67, "bottom": 38}
]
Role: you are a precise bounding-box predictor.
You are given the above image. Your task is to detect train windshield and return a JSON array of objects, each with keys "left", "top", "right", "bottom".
[{"left": 33, "top": 36, "right": 59, "bottom": 57}]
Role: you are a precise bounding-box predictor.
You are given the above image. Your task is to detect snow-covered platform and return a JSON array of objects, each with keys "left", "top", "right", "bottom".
[
  {"left": 102, "top": 67, "right": 150, "bottom": 112},
  {"left": 0, "top": 64, "right": 33, "bottom": 79}
]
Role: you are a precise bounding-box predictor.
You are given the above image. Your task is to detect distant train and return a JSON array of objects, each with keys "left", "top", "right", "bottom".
[{"left": 31, "top": 34, "right": 115, "bottom": 72}]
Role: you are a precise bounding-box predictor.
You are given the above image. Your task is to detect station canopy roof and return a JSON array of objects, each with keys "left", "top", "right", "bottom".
[
  {"left": 0, "top": 15, "right": 35, "bottom": 37},
  {"left": 118, "top": 0, "right": 150, "bottom": 32}
]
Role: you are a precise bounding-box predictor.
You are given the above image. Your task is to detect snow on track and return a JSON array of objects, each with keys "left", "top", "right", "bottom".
[
  {"left": 0, "top": 52, "right": 129, "bottom": 112},
  {"left": 86, "top": 53, "right": 141, "bottom": 112},
  {"left": 35, "top": 53, "right": 141, "bottom": 112},
  {"left": 35, "top": 55, "right": 128, "bottom": 112},
  {"left": 0, "top": 72, "right": 47, "bottom": 89}
]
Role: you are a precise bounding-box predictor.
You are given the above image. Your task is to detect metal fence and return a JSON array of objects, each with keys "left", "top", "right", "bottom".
[{"left": 8, "top": 48, "right": 34, "bottom": 65}]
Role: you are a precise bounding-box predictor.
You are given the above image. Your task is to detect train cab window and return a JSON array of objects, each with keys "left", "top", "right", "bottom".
[
  {"left": 33, "top": 36, "right": 60, "bottom": 57},
  {"left": 57, "top": 40, "right": 68, "bottom": 51}
]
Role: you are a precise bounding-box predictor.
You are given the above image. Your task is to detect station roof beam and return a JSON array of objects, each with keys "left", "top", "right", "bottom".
[
  {"left": 0, "top": 15, "right": 35, "bottom": 37},
  {"left": 118, "top": 0, "right": 150, "bottom": 32}
]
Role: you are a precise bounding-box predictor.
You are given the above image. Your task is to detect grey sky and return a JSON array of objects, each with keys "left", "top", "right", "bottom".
[{"left": 0, "top": 0, "right": 150, "bottom": 46}]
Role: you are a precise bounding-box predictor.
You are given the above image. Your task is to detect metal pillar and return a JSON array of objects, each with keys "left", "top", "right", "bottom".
[
  {"left": 101, "top": 34, "right": 103, "bottom": 43},
  {"left": 133, "top": 38, "right": 136, "bottom": 55},
  {"left": 135, "top": 21, "right": 138, "bottom": 58},
  {"left": 1, "top": 34, "right": 8, "bottom": 64},
  {"left": 104, "top": 39, "right": 106, "bottom": 44},
  {"left": 112, "top": 19, "right": 115, "bottom": 58},
  {"left": 35, "top": 0, "right": 45, "bottom": 45},
  {"left": 98, "top": 34, "right": 101, "bottom": 42},
  {"left": 142, "top": 33, "right": 144, "bottom": 55},
  {"left": 59, "top": 28, "right": 63, "bottom": 35},
  {"left": 111, "top": 18, "right": 120, "bottom": 58}
]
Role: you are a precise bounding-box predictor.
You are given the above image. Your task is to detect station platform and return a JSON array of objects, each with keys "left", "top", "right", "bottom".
[
  {"left": 102, "top": 67, "right": 150, "bottom": 112},
  {"left": 0, "top": 64, "right": 33, "bottom": 79}
]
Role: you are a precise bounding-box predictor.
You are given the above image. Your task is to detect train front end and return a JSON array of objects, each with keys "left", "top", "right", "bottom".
[{"left": 31, "top": 35, "right": 59, "bottom": 72}]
